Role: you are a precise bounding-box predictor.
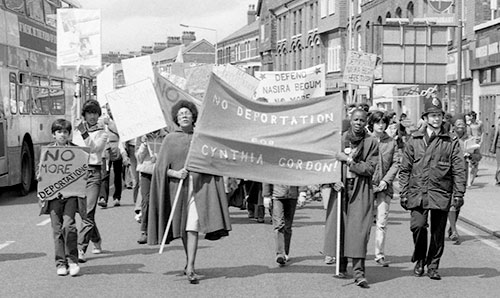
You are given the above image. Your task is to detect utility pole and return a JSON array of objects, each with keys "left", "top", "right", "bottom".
[
  {"left": 456, "top": 0, "right": 463, "bottom": 113},
  {"left": 347, "top": 0, "right": 353, "bottom": 103}
]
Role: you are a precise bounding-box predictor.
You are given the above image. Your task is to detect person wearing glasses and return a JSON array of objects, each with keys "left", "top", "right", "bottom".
[{"left": 147, "top": 100, "right": 231, "bottom": 284}]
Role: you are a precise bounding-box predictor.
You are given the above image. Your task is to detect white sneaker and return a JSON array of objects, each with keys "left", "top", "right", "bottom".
[
  {"left": 78, "top": 249, "right": 86, "bottom": 263},
  {"left": 92, "top": 240, "right": 102, "bottom": 254},
  {"left": 57, "top": 266, "right": 68, "bottom": 276},
  {"left": 285, "top": 255, "right": 290, "bottom": 262},
  {"left": 134, "top": 212, "right": 142, "bottom": 223},
  {"left": 69, "top": 263, "right": 80, "bottom": 276}
]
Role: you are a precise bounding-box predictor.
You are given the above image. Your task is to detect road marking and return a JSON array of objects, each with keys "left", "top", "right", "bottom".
[
  {"left": 0, "top": 241, "right": 15, "bottom": 250},
  {"left": 458, "top": 225, "right": 500, "bottom": 251},
  {"left": 36, "top": 218, "right": 51, "bottom": 226}
]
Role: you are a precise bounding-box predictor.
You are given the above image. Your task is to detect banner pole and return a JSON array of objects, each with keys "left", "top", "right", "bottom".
[
  {"left": 335, "top": 190, "right": 341, "bottom": 276},
  {"left": 159, "top": 177, "right": 185, "bottom": 254},
  {"left": 159, "top": 149, "right": 193, "bottom": 254}
]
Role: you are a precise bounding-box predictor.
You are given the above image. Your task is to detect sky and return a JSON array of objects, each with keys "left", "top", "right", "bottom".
[{"left": 76, "top": 0, "right": 257, "bottom": 53}]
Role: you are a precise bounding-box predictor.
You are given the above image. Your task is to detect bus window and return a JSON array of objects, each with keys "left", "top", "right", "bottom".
[
  {"left": 32, "top": 87, "right": 50, "bottom": 114},
  {"left": 9, "top": 73, "right": 18, "bottom": 115},
  {"left": 43, "top": 0, "right": 57, "bottom": 27},
  {"left": 50, "top": 79, "right": 65, "bottom": 115},
  {"left": 26, "top": 0, "right": 44, "bottom": 23},
  {"left": 5, "top": 0, "right": 26, "bottom": 15},
  {"left": 18, "top": 73, "right": 30, "bottom": 114}
]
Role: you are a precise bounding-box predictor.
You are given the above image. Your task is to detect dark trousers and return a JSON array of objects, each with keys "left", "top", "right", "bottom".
[
  {"left": 100, "top": 158, "right": 123, "bottom": 202},
  {"left": 140, "top": 173, "right": 152, "bottom": 233},
  {"left": 49, "top": 197, "right": 78, "bottom": 266},
  {"left": 244, "top": 181, "right": 265, "bottom": 219},
  {"left": 339, "top": 257, "right": 365, "bottom": 280},
  {"left": 79, "top": 166, "right": 102, "bottom": 252},
  {"left": 272, "top": 198, "right": 297, "bottom": 256},
  {"left": 410, "top": 206, "right": 448, "bottom": 270}
]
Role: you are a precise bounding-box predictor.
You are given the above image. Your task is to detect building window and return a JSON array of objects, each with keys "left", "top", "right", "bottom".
[
  {"left": 327, "top": 39, "right": 341, "bottom": 72},
  {"left": 365, "top": 21, "right": 371, "bottom": 53},
  {"left": 395, "top": 7, "right": 402, "bottom": 18},
  {"left": 283, "top": 15, "right": 287, "bottom": 38},
  {"left": 386, "top": 12, "right": 391, "bottom": 20},
  {"left": 9, "top": 73, "right": 17, "bottom": 114},
  {"left": 310, "top": 3, "right": 315, "bottom": 29},
  {"left": 320, "top": 0, "right": 327, "bottom": 18},
  {"left": 328, "top": 0, "right": 335, "bottom": 15},
  {"left": 293, "top": 11, "right": 297, "bottom": 35},
  {"left": 299, "top": 9, "right": 303, "bottom": 34},
  {"left": 407, "top": 1, "right": 414, "bottom": 21}
]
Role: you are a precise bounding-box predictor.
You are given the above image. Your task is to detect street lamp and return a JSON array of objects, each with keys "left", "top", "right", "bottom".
[{"left": 180, "top": 24, "right": 218, "bottom": 65}]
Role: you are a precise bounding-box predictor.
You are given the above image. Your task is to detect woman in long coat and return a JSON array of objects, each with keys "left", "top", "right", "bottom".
[
  {"left": 147, "top": 100, "right": 231, "bottom": 284},
  {"left": 329, "top": 108, "right": 378, "bottom": 288}
]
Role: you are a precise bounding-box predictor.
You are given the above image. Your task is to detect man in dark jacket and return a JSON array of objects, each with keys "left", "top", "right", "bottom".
[{"left": 399, "top": 96, "right": 466, "bottom": 281}]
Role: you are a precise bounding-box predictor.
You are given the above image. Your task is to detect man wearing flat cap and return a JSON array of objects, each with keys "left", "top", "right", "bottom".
[{"left": 399, "top": 96, "right": 466, "bottom": 280}]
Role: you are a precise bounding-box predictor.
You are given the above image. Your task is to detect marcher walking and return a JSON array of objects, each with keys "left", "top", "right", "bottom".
[
  {"left": 368, "top": 111, "right": 400, "bottom": 267},
  {"left": 263, "top": 183, "right": 306, "bottom": 266},
  {"left": 399, "top": 96, "right": 466, "bottom": 280},
  {"left": 147, "top": 100, "right": 231, "bottom": 284},
  {"left": 76, "top": 99, "right": 108, "bottom": 262},
  {"left": 332, "top": 108, "right": 379, "bottom": 288},
  {"left": 136, "top": 129, "right": 165, "bottom": 244},
  {"left": 38, "top": 119, "right": 81, "bottom": 276}
]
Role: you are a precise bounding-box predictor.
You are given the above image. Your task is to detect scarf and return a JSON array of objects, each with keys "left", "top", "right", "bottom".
[{"left": 345, "top": 128, "right": 366, "bottom": 162}]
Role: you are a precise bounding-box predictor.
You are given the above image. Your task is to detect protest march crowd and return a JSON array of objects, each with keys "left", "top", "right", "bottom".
[{"left": 39, "top": 89, "right": 487, "bottom": 288}]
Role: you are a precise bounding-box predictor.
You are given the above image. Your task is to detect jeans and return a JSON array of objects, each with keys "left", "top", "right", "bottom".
[
  {"left": 139, "top": 173, "right": 152, "bottom": 233},
  {"left": 339, "top": 257, "right": 365, "bottom": 280},
  {"left": 272, "top": 198, "right": 297, "bottom": 256},
  {"left": 374, "top": 191, "right": 391, "bottom": 261},
  {"left": 49, "top": 197, "right": 78, "bottom": 266},
  {"left": 410, "top": 206, "right": 448, "bottom": 270},
  {"left": 126, "top": 143, "right": 140, "bottom": 203},
  {"left": 78, "top": 166, "right": 102, "bottom": 252},
  {"left": 100, "top": 158, "right": 123, "bottom": 202}
]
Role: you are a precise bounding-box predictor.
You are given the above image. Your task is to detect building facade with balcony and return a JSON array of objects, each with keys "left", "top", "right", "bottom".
[{"left": 217, "top": 5, "right": 261, "bottom": 74}]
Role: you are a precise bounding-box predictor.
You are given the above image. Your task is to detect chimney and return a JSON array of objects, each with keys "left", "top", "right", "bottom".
[
  {"left": 181, "top": 31, "right": 196, "bottom": 46},
  {"left": 167, "top": 36, "right": 182, "bottom": 48},
  {"left": 247, "top": 4, "right": 256, "bottom": 25}
]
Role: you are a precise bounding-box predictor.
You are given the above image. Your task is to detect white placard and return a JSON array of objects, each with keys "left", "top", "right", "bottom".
[
  {"left": 57, "top": 9, "right": 101, "bottom": 67},
  {"left": 105, "top": 79, "right": 166, "bottom": 141},
  {"left": 343, "top": 51, "right": 377, "bottom": 87},
  {"left": 122, "top": 55, "right": 154, "bottom": 85},
  {"left": 96, "top": 64, "right": 114, "bottom": 106},
  {"left": 254, "top": 64, "right": 325, "bottom": 103}
]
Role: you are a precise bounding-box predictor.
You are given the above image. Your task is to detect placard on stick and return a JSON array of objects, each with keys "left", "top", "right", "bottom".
[{"left": 105, "top": 79, "right": 167, "bottom": 141}]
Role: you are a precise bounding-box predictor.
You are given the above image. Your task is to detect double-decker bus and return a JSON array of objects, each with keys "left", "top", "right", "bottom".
[{"left": 0, "top": 0, "right": 93, "bottom": 195}]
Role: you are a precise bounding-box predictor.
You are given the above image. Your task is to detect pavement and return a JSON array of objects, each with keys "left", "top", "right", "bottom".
[{"left": 459, "top": 156, "right": 500, "bottom": 238}]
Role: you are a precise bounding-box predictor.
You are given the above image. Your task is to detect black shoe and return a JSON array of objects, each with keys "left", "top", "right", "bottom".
[
  {"left": 355, "top": 278, "right": 369, "bottom": 288},
  {"left": 137, "top": 233, "right": 147, "bottom": 244},
  {"left": 428, "top": 269, "right": 441, "bottom": 280},
  {"left": 414, "top": 260, "right": 425, "bottom": 277}
]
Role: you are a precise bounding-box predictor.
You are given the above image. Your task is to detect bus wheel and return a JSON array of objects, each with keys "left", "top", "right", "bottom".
[{"left": 19, "top": 142, "right": 34, "bottom": 196}]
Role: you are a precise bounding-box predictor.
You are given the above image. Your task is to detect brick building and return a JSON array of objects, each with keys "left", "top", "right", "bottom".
[{"left": 217, "top": 5, "right": 261, "bottom": 74}]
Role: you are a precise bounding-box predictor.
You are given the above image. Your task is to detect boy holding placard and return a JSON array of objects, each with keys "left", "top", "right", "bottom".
[{"left": 38, "top": 119, "right": 81, "bottom": 277}]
